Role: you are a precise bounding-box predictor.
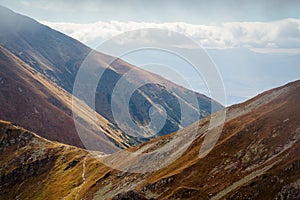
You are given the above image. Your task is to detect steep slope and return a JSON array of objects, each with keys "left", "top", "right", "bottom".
[
  {"left": 0, "top": 120, "right": 110, "bottom": 200},
  {"left": 0, "top": 81, "right": 299, "bottom": 200},
  {"left": 0, "top": 5, "right": 223, "bottom": 137},
  {"left": 0, "top": 44, "right": 134, "bottom": 153}
]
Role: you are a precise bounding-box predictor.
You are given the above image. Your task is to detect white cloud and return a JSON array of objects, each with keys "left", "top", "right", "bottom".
[{"left": 41, "top": 19, "right": 300, "bottom": 53}]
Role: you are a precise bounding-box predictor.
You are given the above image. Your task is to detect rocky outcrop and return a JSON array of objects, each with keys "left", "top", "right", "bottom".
[
  {"left": 276, "top": 185, "right": 300, "bottom": 200},
  {"left": 112, "top": 191, "right": 155, "bottom": 200}
]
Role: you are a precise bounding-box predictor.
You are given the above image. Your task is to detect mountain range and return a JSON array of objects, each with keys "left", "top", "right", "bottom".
[
  {"left": 0, "top": 5, "right": 299, "bottom": 200},
  {"left": 0, "top": 80, "right": 299, "bottom": 199}
]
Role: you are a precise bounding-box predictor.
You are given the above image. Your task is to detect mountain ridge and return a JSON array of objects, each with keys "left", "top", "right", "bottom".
[
  {"left": 0, "top": 5, "right": 223, "bottom": 140},
  {"left": 0, "top": 80, "right": 299, "bottom": 199}
]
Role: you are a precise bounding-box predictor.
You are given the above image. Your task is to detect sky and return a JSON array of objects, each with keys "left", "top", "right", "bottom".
[
  {"left": 1, "top": 0, "right": 300, "bottom": 51},
  {"left": 1, "top": 0, "right": 300, "bottom": 23},
  {"left": 1, "top": 0, "right": 299, "bottom": 105}
]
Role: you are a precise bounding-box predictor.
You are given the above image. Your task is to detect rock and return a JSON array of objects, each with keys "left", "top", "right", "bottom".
[
  {"left": 9, "top": 138, "right": 16, "bottom": 145},
  {"left": 112, "top": 190, "right": 155, "bottom": 200},
  {"left": 20, "top": 131, "right": 33, "bottom": 141},
  {"left": 276, "top": 185, "right": 300, "bottom": 200},
  {"left": 64, "top": 160, "right": 79, "bottom": 171}
]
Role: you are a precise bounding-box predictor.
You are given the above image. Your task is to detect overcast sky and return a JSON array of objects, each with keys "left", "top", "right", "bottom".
[{"left": 1, "top": 0, "right": 300, "bottom": 23}]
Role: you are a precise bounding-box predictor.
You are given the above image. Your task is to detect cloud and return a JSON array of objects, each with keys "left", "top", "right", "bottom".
[
  {"left": 15, "top": 0, "right": 300, "bottom": 23},
  {"left": 41, "top": 19, "right": 300, "bottom": 53}
]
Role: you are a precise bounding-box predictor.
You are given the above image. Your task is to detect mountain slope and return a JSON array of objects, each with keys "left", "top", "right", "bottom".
[
  {"left": 0, "top": 5, "right": 223, "bottom": 138},
  {"left": 0, "top": 80, "right": 299, "bottom": 199},
  {"left": 121, "top": 79, "right": 300, "bottom": 199},
  {"left": 0, "top": 44, "right": 134, "bottom": 153},
  {"left": 82, "top": 80, "right": 300, "bottom": 200},
  {"left": 0, "top": 120, "right": 109, "bottom": 200}
]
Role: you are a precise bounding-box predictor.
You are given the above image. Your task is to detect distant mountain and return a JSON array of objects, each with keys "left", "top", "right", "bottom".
[
  {"left": 0, "top": 5, "right": 223, "bottom": 139},
  {"left": 0, "top": 80, "right": 299, "bottom": 199}
]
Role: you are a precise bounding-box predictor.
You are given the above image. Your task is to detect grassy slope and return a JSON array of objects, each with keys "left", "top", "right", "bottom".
[{"left": 0, "top": 120, "right": 112, "bottom": 200}]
